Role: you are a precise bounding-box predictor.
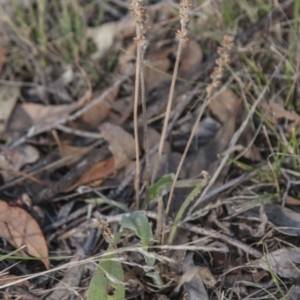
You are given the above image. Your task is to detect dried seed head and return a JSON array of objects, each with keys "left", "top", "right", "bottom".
[
  {"left": 130, "top": 0, "right": 147, "bottom": 39},
  {"left": 205, "top": 34, "right": 234, "bottom": 99},
  {"left": 177, "top": 0, "right": 191, "bottom": 43},
  {"left": 91, "top": 212, "right": 114, "bottom": 244},
  {"left": 179, "top": 0, "right": 191, "bottom": 23}
]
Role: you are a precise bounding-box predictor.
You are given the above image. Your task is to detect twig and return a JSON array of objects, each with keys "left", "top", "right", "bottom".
[{"left": 56, "top": 124, "right": 103, "bottom": 139}]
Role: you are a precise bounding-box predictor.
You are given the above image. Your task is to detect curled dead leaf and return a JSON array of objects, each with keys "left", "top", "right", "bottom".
[{"left": 0, "top": 200, "right": 49, "bottom": 269}]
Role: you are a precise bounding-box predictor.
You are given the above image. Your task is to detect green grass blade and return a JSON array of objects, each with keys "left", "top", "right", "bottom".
[{"left": 168, "top": 173, "right": 209, "bottom": 245}]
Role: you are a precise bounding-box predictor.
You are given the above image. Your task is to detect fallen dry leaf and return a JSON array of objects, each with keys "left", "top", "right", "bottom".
[
  {"left": 79, "top": 83, "right": 120, "bottom": 129},
  {"left": 47, "top": 253, "right": 84, "bottom": 300},
  {"left": 66, "top": 156, "right": 115, "bottom": 191},
  {"left": 139, "top": 127, "right": 184, "bottom": 181},
  {"left": 198, "top": 267, "right": 217, "bottom": 288},
  {"left": 175, "top": 266, "right": 209, "bottom": 299},
  {"left": 179, "top": 39, "right": 203, "bottom": 78},
  {"left": 21, "top": 102, "right": 81, "bottom": 128},
  {"left": 0, "top": 86, "right": 20, "bottom": 133},
  {"left": 2, "top": 144, "right": 39, "bottom": 171},
  {"left": 6, "top": 101, "right": 84, "bottom": 138},
  {"left": 110, "top": 96, "right": 134, "bottom": 125},
  {"left": 283, "top": 285, "right": 300, "bottom": 300},
  {"left": 210, "top": 88, "right": 261, "bottom": 161},
  {"left": 144, "top": 47, "right": 171, "bottom": 93},
  {"left": 87, "top": 22, "right": 117, "bottom": 60},
  {"left": 260, "top": 99, "right": 300, "bottom": 128},
  {"left": 174, "top": 252, "right": 212, "bottom": 299},
  {"left": 250, "top": 247, "right": 300, "bottom": 279},
  {"left": 0, "top": 200, "right": 49, "bottom": 269},
  {"left": 52, "top": 130, "right": 87, "bottom": 166},
  {"left": 87, "top": 14, "right": 133, "bottom": 60},
  {"left": 100, "top": 122, "right": 135, "bottom": 170},
  {"left": 168, "top": 228, "right": 190, "bottom": 273},
  {"left": 245, "top": 203, "right": 300, "bottom": 236},
  {"left": 285, "top": 195, "right": 300, "bottom": 206},
  {"left": 67, "top": 123, "right": 136, "bottom": 190},
  {"left": 210, "top": 88, "right": 240, "bottom": 123},
  {"left": 6, "top": 89, "right": 89, "bottom": 137},
  {"left": 0, "top": 274, "right": 29, "bottom": 287}
]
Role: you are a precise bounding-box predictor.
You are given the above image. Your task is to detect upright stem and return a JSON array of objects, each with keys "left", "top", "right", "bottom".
[{"left": 133, "top": 43, "right": 141, "bottom": 209}]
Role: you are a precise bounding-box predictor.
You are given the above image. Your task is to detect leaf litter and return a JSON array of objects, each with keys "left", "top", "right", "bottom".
[{"left": 0, "top": 0, "right": 299, "bottom": 299}]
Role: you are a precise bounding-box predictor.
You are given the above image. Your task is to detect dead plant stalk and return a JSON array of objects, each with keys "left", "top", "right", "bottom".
[
  {"left": 152, "top": 0, "right": 191, "bottom": 184},
  {"left": 130, "top": 0, "right": 147, "bottom": 209}
]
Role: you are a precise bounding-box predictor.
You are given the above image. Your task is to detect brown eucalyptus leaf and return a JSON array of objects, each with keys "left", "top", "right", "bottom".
[{"left": 0, "top": 200, "right": 49, "bottom": 269}]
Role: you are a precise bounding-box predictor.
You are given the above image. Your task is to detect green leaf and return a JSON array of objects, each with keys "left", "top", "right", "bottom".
[
  {"left": 87, "top": 246, "right": 125, "bottom": 300},
  {"left": 148, "top": 173, "right": 174, "bottom": 201},
  {"left": 120, "top": 211, "right": 154, "bottom": 266}
]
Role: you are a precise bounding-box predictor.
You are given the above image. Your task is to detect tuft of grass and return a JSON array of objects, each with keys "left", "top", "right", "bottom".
[{"left": 0, "top": 0, "right": 93, "bottom": 82}]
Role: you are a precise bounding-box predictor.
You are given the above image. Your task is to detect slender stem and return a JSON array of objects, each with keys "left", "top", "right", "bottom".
[
  {"left": 140, "top": 45, "right": 150, "bottom": 204},
  {"left": 152, "top": 37, "right": 184, "bottom": 184},
  {"left": 133, "top": 43, "right": 141, "bottom": 209}
]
